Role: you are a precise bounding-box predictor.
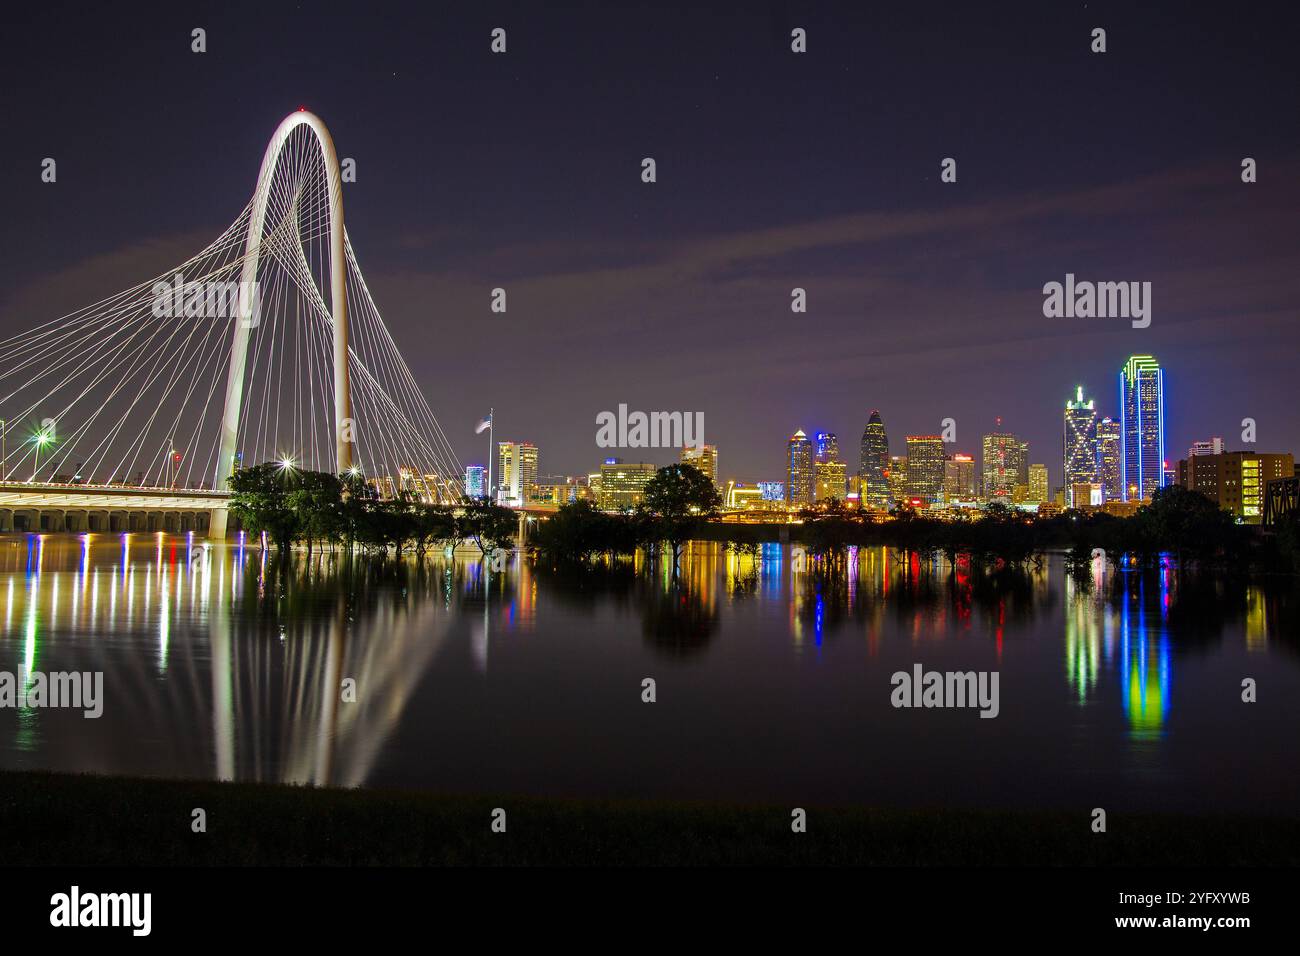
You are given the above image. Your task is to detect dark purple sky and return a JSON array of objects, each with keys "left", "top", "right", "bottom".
[{"left": 2, "top": 1, "right": 1297, "bottom": 487}]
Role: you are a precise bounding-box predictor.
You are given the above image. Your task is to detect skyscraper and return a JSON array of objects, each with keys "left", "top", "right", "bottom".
[
  {"left": 1064, "top": 385, "right": 1098, "bottom": 506},
  {"left": 1119, "top": 355, "right": 1165, "bottom": 501},
  {"left": 497, "top": 440, "right": 538, "bottom": 506},
  {"left": 679, "top": 444, "right": 718, "bottom": 483},
  {"left": 887, "top": 455, "right": 908, "bottom": 505},
  {"left": 904, "top": 435, "right": 944, "bottom": 502},
  {"left": 943, "top": 453, "right": 976, "bottom": 501},
  {"left": 786, "top": 430, "right": 814, "bottom": 506},
  {"left": 814, "top": 431, "right": 840, "bottom": 463},
  {"left": 982, "top": 430, "right": 1027, "bottom": 501},
  {"left": 858, "top": 410, "right": 891, "bottom": 509},
  {"left": 1096, "top": 416, "right": 1121, "bottom": 502},
  {"left": 464, "top": 464, "right": 486, "bottom": 500},
  {"left": 1028, "top": 463, "right": 1049, "bottom": 504},
  {"left": 598, "top": 458, "right": 656, "bottom": 511}
]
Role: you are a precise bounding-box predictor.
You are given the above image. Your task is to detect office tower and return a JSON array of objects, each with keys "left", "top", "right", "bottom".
[
  {"left": 887, "top": 455, "right": 908, "bottom": 504},
  {"left": 758, "top": 481, "right": 785, "bottom": 501},
  {"left": 1189, "top": 437, "right": 1224, "bottom": 460},
  {"left": 812, "top": 430, "right": 845, "bottom": 502},
  {"left": 1096, "top": 416, "right": 1122, "bottom": 501},
  {"left": 497, "top": 440, "right": 538, "bottom": 506},
  {"left": 982, "top": 430, "right": 1027, "bottom": 501},
  {"left": 598, "top": 458, "right": 657, "bottom": 510},
  {"left": 943, "top": 453, "right": 976, "bottom": 501},
  {"left": 815, "top": 458, "right": 847, "bottom": 502},
  {"left": 904, "top": 435, "right": 945, "bottom": 502},
  {"left": 680, "top": 444, "right": 718, "bottom": 483},
  {"left": 1119, "top": 355, "right": 1165, "bottom": 501},
  {"left": 464, "top": 465, "right": 486, "bottom": 500},
  {"left": 1029, "top": 463, "right": 1049, "bottom": 504},
  {"left": 1180, "top": 451, "right": 1294, "bottom": 524},
  {"left": 815, "top": 431, "right": 839, "bottom": 462},
  {"left": 786, "top": 430, "right": 814, "bottom": 506},
  {"left": 859, "top": 410, "right": 891, "bottom": 509},
  {"left": 1063, "top": 386, "right": 1098, "bottom": 505}
]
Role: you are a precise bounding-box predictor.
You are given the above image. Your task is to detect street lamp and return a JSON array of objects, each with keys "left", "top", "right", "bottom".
[{"left": 31, "top": 428, "right": 53, "bottom": 482}]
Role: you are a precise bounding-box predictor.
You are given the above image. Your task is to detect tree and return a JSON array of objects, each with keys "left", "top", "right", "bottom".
[
  {"left": 227, "top": 461, "right": 300, "bottom": 551},
  {"left": 458, "top": 500, "right": 518, "bottom": 556},
  {"left": 637, "top": 464, "right": 722, "bottom": 570}
]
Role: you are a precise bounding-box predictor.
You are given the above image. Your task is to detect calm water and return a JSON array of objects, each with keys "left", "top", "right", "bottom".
[{"left": 1, "top": 534, "right": 1298, "bottom": 815}]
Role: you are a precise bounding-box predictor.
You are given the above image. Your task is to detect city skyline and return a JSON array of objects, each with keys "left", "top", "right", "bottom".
[{"left": 1, "top": 5, "right": 1297, "bottom": 490}]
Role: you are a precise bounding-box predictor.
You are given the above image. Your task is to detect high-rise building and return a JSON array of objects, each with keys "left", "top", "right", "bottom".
[
  {"left": 815, "top": 459, "right": 847, "bottom": 502},
  {"left": 497, "top": 440, "right": 538, "bottom": 506},
  {"left": 1179, "top": 451, "right": 1294, "bottom": 524},
  {"left": 464, "top": 464, "right": 486, "bottom": 500},
  {"left": 982, "top": 430, "right": 1027, "bottom": 501},
  {"left": 904, "top": 435, "right": 945, "bottom": 502},
  {"left": 1063, "top": 386, "right": 1098, "bottom": 505},
  {"left": 1119, "top": 355, "right": 1165, "bottom": 501},
  {"left": 943, "top": 453, "right": 976, "bottom": 501},
  {"left": 812, "top": 431, "right": 844, "bottom": 503},
  {"left": 1096, "top": 416, "right": 1122, "bottom": 501},
  {"left": 679, "top": 444, "right": 718, "bottom": 483},
  {"left": 598, "top": 458, "right": 657, "bottom": 511},
  {"left": 758, "top": 481, "right": 785, "bottom": 501},
  {"left": 887, "top": 455, "right": 908, "bottom": 505},
  {"left": 1029, "top": 463, "right": 1049, "bottom": 504},
  {"left": 858, "top": 410, "right": 891, "bottom": 509},
  {"left": 786, "top": 430, "right": 814, "bottom": 506}
]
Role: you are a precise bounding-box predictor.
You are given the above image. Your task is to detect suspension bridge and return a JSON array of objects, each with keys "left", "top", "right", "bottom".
[{"left": 0, "top": 110, "right": 463, "bottom": 536}]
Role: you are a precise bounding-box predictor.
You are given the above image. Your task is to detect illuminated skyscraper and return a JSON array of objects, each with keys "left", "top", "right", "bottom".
[
  {"left": 1119, "top": 355, "right": 1165, "bottom": 501},
  {"left": 982, "top": 429, "right": 1027, "bottom": 501},
  {"left": 815, "top": 431, "right": 840, "bottom": 462},
  {"left": 904, "top": 435, "right": 944, "bottom": 502},
  {"left": 786, "top": 430, "right": 814, "bottom": 506},
  {"left": 464, "top": 464, "right": 486, "bottom": 500},
  {"left": 1064, "top": 386, "right": 1098, "bottom": 506},
  {"left": 1096, "top": 416, "right": 1121, "bottom": 502},
  {"left": 497, "top": 440, "right": 538, "bottom": 506},
  {"left": 858, "top": 410, "right": 891, "bottom": 509},
  {"left": 943, "top": 453, "right": 976, "bottom": 501},
  {"left": 1028, "top": 463, "right": 1049, "bottom": 504},
  {"left": 679, "top": 444, "right": 718, "bottom": 483},
  {"left": 887, "top": 455, "right": 908, "bottom": 505}
]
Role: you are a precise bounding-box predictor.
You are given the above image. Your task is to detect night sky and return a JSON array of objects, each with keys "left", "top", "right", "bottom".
[{"left": 1, "top": 1, "right": 1297, "bottom": 486}]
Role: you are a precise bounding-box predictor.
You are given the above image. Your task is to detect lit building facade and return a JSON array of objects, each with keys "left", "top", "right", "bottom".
[
  {"left": 679, "top": 444, "right": 718, "bottom": 483},
  {"left": 904, "top": 435, "right": 945, "bottom": 502},
  {"left": 1179, "top": 451, "right": 1294, "bottom": 524},
  {"left": 497, "top": 440, "right": 538, "bottom": 506},
  {"left": 1029, "top": 463, "right": 1049, "bottom": 504},
  {"left": 887, "top": 455, "right": 908, "bottom": 505},
  {"left": 1096, "top": 416, "right": 1122, "bottom": 502},
  {"left": 1119, "top": 355, "right": 1165, "bottom": 501},
  {"left": 982, "top": 431, "right": 1027, "bottom": 501},
  {"left": 943, "top": 453, "right": 976, "bottom": 501},
  {"left": 598, "top": 458, "right": 656, "bottom": 511},
  {"left": 1063, "top": 386, "right": 1098, "bottom": 505},
  {"left": 786, "top": 430, "right": 814, "bottom": 506},
  {"left": 464, "top": 464, "right": 486, "bottom": 500},
  {"left": 858, "top": 410, "right": 891, "bottom": 509}
]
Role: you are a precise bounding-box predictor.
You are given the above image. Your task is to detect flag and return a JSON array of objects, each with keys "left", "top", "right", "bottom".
[{"left": 475, "top": 414, "right": 492, "bottom": 434}]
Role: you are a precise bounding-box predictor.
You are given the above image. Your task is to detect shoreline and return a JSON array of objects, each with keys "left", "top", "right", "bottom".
[{"left": 2, "top": 770, "right": 1297, "bottom": 866}]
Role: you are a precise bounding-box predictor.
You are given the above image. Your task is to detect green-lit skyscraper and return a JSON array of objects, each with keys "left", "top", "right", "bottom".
[{"left": 1119, "top": 355, "right": 1166, "bottom": 501}]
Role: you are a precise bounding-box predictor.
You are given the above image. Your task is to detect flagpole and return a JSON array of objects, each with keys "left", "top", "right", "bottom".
[{"left": 487, "top": 407, "right": 494, "bottom": 503}]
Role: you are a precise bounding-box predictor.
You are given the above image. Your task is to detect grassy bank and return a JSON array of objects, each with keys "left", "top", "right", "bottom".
[{"left": 2, "top": 771, "right": 1297, "bottom": 866}]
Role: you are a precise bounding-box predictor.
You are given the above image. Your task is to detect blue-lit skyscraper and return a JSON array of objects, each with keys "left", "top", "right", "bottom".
[
  {"left": 464, "top": 464, "right": 486, "bottom": 500},
  {"left": 1119, "top": 355, "right": 1165, "bottom": 501}
]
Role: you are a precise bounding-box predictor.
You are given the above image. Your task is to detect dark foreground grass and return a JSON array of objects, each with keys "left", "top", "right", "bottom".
[{"left": 1, "top": 770, "right": 1297, "bottom": 866}]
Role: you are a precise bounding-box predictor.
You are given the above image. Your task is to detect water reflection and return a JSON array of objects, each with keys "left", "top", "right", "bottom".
[{"left": 2, "top": 535, "right": 1298, "bottom": 808}]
